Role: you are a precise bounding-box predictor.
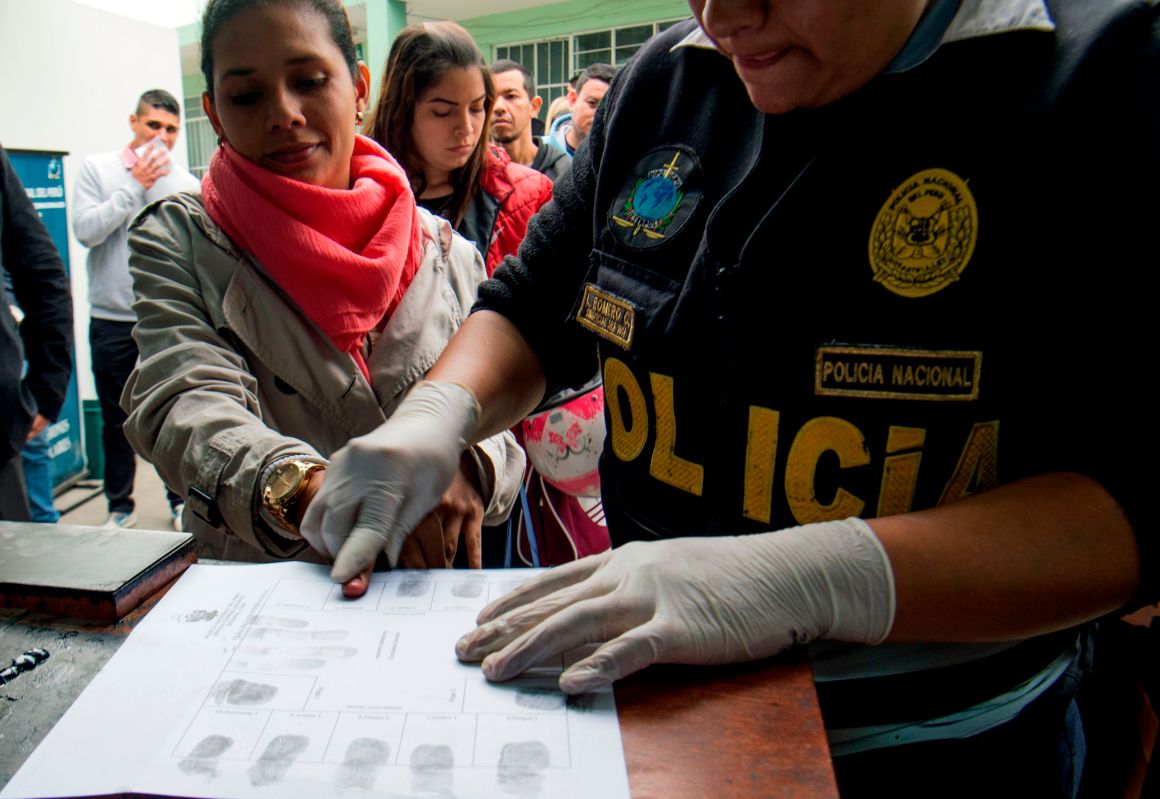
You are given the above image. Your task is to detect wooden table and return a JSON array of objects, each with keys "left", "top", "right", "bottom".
[
  {"left": 0, "top": 582, "right": 838, "bottom": 798},
  {"left": 619, "top": 656, "right": 838, "bottom": 798}
]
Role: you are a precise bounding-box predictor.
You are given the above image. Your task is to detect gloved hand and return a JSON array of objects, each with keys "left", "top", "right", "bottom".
[
  {"left": 300, "top": 381, "right": 481, "bottom": 581},
  {"left": 455, "top": 518, "right": 895, "bottom": 693}
]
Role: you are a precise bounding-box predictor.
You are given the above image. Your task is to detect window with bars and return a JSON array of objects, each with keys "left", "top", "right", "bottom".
[
  {"left": 495, "top": 38, "right": 570, "bottom": 106},
  {"left": 183, "top": 95, "right": 216, "bottom": 179},
  {"left": 495, "top": 19, "right": 684, "bottom": 106}
]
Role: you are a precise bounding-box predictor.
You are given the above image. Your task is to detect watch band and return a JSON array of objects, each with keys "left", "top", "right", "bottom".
[{"left": 258, "top": 455, "right": 326, "bottom": 539}]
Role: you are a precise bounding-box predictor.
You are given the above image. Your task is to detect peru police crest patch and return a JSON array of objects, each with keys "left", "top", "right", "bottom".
[
  {"left": 609, "top": 145, "right": 702, "bottom": 249},
  {"left": 869, "top": 168, "right": 978, "bottom": 298}
]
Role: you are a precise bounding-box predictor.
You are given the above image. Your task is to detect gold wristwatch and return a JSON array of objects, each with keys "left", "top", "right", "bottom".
[{"left": 262, "top": 459, "right": 325, "bottom": 535}]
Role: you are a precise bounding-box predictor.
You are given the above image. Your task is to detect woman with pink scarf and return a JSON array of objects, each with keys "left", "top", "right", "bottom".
[{"left": 123, "top": 0, "right": 523, "bottom": 594}]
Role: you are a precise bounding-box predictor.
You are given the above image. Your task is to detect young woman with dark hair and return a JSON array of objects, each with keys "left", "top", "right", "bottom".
[
  {"left": 365, "top": 22, "right": 609, "bottom": 570},
  {"left": 365, "top": 21, "right": 553, "bottom": 276},
  {"left": 123, "top": 0, "right": 524, "bottom": 590}
]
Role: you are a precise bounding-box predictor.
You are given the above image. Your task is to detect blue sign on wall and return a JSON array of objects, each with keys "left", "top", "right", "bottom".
[{"left": 7, "top": 149, "right": 86, "bottom": 490}]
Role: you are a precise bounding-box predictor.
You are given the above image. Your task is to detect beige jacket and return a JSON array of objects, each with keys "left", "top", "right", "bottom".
[{"left": 123, "top": 192, "right": 523, "bottom": 562}]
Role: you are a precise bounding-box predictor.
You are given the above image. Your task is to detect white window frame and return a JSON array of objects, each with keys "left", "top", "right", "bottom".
[
  {"left": 183, "top": 95, "right": 215, "bottom": 179},
  {"left": 494, "top": 18, "right": 686, "bottom": 105}
]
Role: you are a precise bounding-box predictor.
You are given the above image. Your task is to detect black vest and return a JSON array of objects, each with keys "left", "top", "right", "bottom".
[{"left": 567, "top": 1, "right": 1156, "bottom": 547}]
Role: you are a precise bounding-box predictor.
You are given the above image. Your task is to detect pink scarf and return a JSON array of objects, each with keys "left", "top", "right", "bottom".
[{"left": 201, "top": 135, "right": 422, "bottom": 380}]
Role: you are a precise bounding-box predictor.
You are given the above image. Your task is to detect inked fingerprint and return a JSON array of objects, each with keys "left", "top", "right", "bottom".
[
  {"left": 565, "top": 693, "right": 600, "bottom": 712},
  {"left": 498, "top": 740, "right": 550, "bottom": 794},
  {"left": 210, "top": 678, "right": 278, "bottom": 706},
  {"left": 248, "top": 628, "right": 348, "bottom": 641},
  {"left": 410, "top": 744, "right": 454, "bottom": 795},
  {"left": 514, "top": 688, "right": 565, "bottom": 711},
  {"left": 240, "top": 645, "right": 358, "bottom": 658},
  {"left": 451, "top": 578, "right": 485, "bottom": 599},
  {"left": 396, "top": 580, "right": 429, "bottom": 597},
  {"left": 251, "top": 615, "right": 309, "bottom": 628},
  {"left": 336, "top": 737, "right": 390, "bottom": 791},
  {"left": 177, "top": 734, "right": 233, "bottom": 778},
  {"left": 248, "top": 734, "right": 309, "bottom": 786},
  {"left": 233, "top": 658, "right": 327, "bottom": 671}
]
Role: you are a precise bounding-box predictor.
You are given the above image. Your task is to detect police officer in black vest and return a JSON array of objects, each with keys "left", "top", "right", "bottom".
[{"left": 304, "top": 2, "right": 1158, "bottom": 794}]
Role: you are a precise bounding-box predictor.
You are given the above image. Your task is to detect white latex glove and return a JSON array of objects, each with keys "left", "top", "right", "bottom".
[
  {"left": 455, "top": 518, "right": 895, "bottom": 694},
  {"left": 300, "top": 381, "right": 481, "bottom": 581}
]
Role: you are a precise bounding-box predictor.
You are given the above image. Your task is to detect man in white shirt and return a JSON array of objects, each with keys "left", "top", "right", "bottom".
[{"left": 73, "top": 89, "right": 199, "bottom": 529}]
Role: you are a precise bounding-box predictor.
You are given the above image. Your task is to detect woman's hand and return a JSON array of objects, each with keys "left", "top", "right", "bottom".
[
  {"left": 323, "top": 452, "right": 486, "bottom": 598},
  {"left": 293, "top": 467, "right": 376, "bottom": 599},
  {"left": 398, "top": 456, "right": 485, "bottom": 568},
  {"left": 300, "top": 381, "right": 481, "bottom": 582}
]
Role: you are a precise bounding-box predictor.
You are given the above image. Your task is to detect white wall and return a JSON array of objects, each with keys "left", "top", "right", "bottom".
[{"left": 0, "top": 0, "right": 192, "bottom": 400}]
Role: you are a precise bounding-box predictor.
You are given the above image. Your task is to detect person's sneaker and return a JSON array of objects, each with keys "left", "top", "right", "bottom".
[
  {"left": 103, "top": 511, "right": 138, "bottom": 529},
  {"left": 171, "top": 502, "right": 185, "bottom": 532}
]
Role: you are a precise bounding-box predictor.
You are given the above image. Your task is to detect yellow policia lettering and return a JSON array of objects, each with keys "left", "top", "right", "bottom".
[
  {"left": 878, "top": 426, "right": 927, "bottom": 516},
  {"left": 742, "top": 406, "right": 780, "bottom": 523},
  {"left": 890, "top": 363, "right": 973, "bottom": 389},
  {"left": 939, "top": 420, "right": 1000, "bottom": 505},
  {"left": 885, "top": 425, "right": 927, "bottom": 454},
  {"left": 649, "top": 373, "right": 705, "bottom": 496},
  {"left": 603, "top": 358, "right": 648, "bottom": 462},
  {"left": 600, "top": 363, "right": 1000, "bottom": 522},
  {"left": 785, "top": 417, "right": 869, "bottom": 524},
  {"left": 822, "top": 359, "right": 885, "bottom": 386}
]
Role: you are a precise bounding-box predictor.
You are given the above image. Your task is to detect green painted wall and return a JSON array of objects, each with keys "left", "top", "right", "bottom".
[
  {"left": 179, "top": 20, "right": 203, "bottom": 98},
  {"left": 462, "top": 0, "right": 690, "bottom": 58},
  {"left": 364, "top": 0, "right": 407, "bottom": 105},
  {"left": 182, "top": 71, "right": 205, "bottom": 100},
  {"left": 178, "top": 21, "right": 199, "bottom": 47}
]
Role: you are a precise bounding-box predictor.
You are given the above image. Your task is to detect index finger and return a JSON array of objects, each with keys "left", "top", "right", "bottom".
[
  {"left": 400, "top": 515, "right": 448, "bottom": 569},
  {"left": 342, "top": 565, "right": 374, "bottom": 599},
  {"left": 477, "top": 593, "right": 638, "bottom": 683},
  {"left": 332, "top": 522, "right": 392, "bottom": 582},
  {"left": 475, "top": 550, "right": 611, "bottom": 624},
  {"left": 457, "top": 561, "right": 624, "bottom": 662},
  {"left": 465, "top": 520, "right": 482, "bottom": 569}
]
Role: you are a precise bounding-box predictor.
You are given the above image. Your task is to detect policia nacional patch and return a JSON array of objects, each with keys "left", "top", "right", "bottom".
[
  {"left": 815, "top": 345, "right": 982, "bottom": 401},
  {"left": 869, "top": 168, "right": 978, "bottom": 298},
  {"left": 608, "top": 145, "right": 703, "bottom": 249}
]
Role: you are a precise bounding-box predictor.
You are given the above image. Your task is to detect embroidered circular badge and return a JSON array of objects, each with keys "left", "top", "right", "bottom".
[
  {"left": 869, "top": 168, "right": 978, "bottom": 298},
  {"left": 608, "top": 145, "right": 702, "bottom": 249}
]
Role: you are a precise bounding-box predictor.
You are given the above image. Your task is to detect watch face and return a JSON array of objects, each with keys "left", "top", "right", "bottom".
[{"left": 268, "top": 462, "right": 305, "bottom": 502}]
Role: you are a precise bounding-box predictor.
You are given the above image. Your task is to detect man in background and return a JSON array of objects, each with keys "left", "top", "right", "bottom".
[
  {"left": 544, "top": 63, "right": 616, "bottom": 157},
  {"left": 0, "top": 144, "right": 74, "bottom": 521},
  {"left": 544, "top": 71, "right": 579, "bottom": 144},
  {"left": 491, "top": 59, "right": 571, "bottom": 183},
  {"left": 73, "top": 89, "right": 199, "bottom": 530}
]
